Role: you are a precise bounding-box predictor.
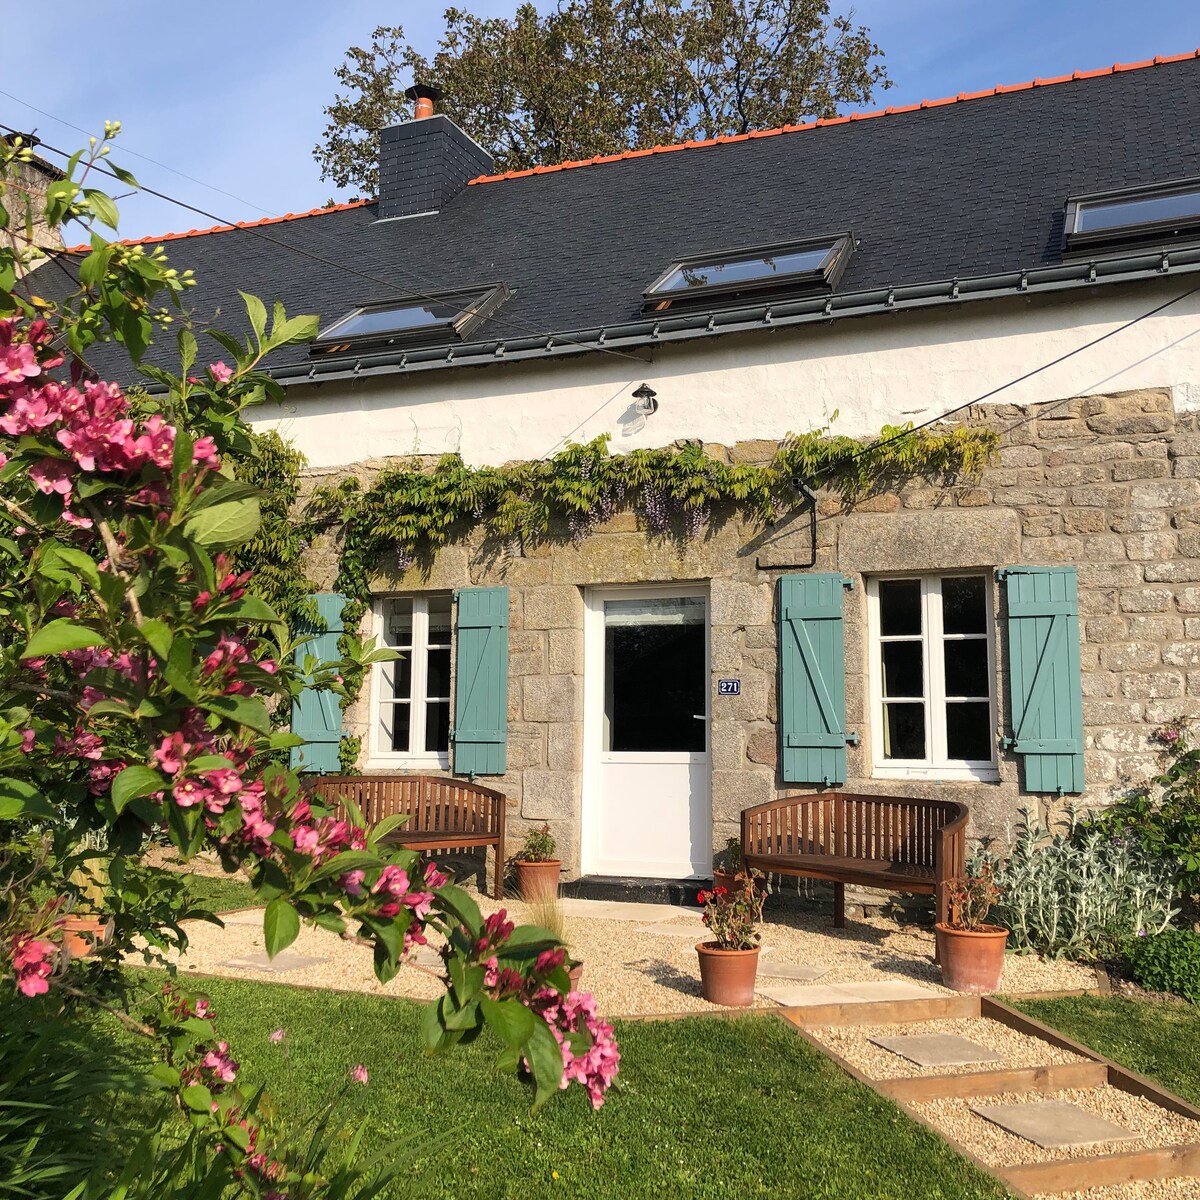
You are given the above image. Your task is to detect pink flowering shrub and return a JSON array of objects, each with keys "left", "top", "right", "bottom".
[{"left": 0, "top": 135, "right": 616, "bottom": 1197}]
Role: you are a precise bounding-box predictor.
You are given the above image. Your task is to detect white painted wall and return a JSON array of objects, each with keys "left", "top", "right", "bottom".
[{"left": 251, "top": 282, "right": 1200, "bottom": 469}]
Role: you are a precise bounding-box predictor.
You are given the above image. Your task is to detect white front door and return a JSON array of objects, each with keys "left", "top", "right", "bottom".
[{"left": 583, "top": 586, "right": 711, "bottom": 878}]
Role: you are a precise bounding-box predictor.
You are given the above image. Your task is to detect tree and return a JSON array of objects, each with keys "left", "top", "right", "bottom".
[
  {"left": 0, "top": 131, "right": 617, "bottom": 1197},
  {"left": 315, "top": 0, "right": 890, "bottom": 191}
]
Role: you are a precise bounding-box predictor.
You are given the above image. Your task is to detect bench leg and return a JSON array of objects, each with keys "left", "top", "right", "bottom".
[
  {"left": 833, "top": 882, "right": 846, "bottom": 929},
  {"left": 493, "top": 848, "right": 504, "bottom": 901}
]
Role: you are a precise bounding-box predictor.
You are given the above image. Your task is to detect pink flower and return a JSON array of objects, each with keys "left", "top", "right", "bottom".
[
  {"left": 268, "top": 1028, "right": 285, "bottom": 1044},
  {"left": 19, "top": 729, "right": 34, "bottom": 753},
  {"left": 192, "top": 436, "right": 220, "bottom": 470},
  {"left": 291, "top": 825, "right": 320, "bottom": 855},
  {"left": 0, "top": 337, "right": 39, "bottom": 384},
  {"left": 340, "top": 869, "right": 366, "bottom": 898},
  {"left": 10, "top": 933, "right": 56, "bottom": 997},
  {"left": 199, "top": 1040, "right": 238, "bottom": 1084},
  {"left": 209, "top": 362, "right": 233, "bottom": 383},
  {"left": 350, "top": 1064, "right": 369, "bottom": 1085},
  {"left": 153, "top": 732, "right": 191, "bottom": 775},
  {"left": 424, "top": 861, "right": 449, "bottom": 889},
  {"left": 29, "top": 457, "right": 74, "bottom": 498},
  {"left": 530, "top": 990, "right": 620, "bottom": 1109}
]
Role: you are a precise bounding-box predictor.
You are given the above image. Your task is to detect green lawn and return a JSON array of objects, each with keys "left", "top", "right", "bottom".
[
  {"left": 141, "top": 977, "right": 1007, "bottom": 1200},
  {"left": 182, "top": 873, "right": 259, "bottom": 913},
  {"left": 1014, "top": 994, "right": 1200, "bottom": 1107}
]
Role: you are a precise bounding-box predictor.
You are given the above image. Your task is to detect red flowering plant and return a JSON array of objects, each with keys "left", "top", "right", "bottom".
[
  {"left": 697, "top": 872, "right": 766, "bottom": 950},
  {"left": 0, "top": 131, "right": 616, "bottom": 1194}
]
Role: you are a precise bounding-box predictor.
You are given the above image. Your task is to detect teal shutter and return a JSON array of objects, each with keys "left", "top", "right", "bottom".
[
  {"left": 1002, "top": 566, "right": 1085, "bottom": 795},
  {"left": 778, "top": 573, "right": 851, "bottom": 786},
  {"left": 289, "top": 593, "right": 346, "bottom": 775},
  {"left": 453, "top": 587, "right": 509, "bottom": 776}
]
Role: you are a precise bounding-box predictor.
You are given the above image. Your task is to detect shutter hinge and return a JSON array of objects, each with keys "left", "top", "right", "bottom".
[
  {"left": 841, "top": 576, "right": 855, "bottom": 590},
  {"left": 845, "top": 731, "right": 860, "bottom": 746},
  {"left": 996, "top": 568, "right": 1010, "bottom": 581},
  {"left": 1000, "top": 735, "right": 1015, "bottom": 750},
  {"left": 448, "top": 727, "right": 456, "bottom": 743}
]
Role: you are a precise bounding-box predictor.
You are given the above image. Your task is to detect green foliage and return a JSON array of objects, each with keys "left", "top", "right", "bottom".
[
  {"left": 519, "top": 824, "right": 556, "bottom": 863},
  {"left": 311, "top": 427, "right": 997, "bottom": 617},
  {"left": 338, "top": 733, "right": 362, "bottom": 775},
  {"left": 988, "top": 808, "right": 1178, "bottom": 960},
  {"left": 698, "top": 874, "right": 765, "bottom": 949},
  {"left": 1087, "top": 724, "right": 1200, "bottom": 904},
  {"left": 944, "top": 863, "right": 1002, "bottom": 933},
  {"left": 1126, "top": 928, "right": 1200, "bottom": 1004},
  {"left": 316, "top": 2, "right": 891, "bottom": 188}
]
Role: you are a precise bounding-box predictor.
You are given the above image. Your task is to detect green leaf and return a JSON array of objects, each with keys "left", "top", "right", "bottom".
[
  {"left": 525, "top": 1015, "right": 568, "bottom": 1109},
  {"left": 420, "top": 996, "right": 448, "bottom": 1052},
  {"left": 140, "top": 618, "right": 173, "bottom": 661},
  {"left": 262, "top": 898, "right": 300, "bottom": 958},
  {"left": 241, "top": 292, "right": 268, "bottom": 341},
  {"left": 307, "top": 849, "right": 382, "bottom": 882},
  {"left": 480, "top": 996, "right": 536, "bottom": 1049},
  {"left": 434, "top": 885, "right": 483, "bottom": 938},
  {"left": 83, "top": 188, "right": 119, "bottom": 230},
  {"left": 180, "top": 1084, "right": 213, "bottom": 1113},
  {"left": 182, "top": 497, "right": 261, "bottom": 548},
  {"left": 272, "top": 313, "right": 321, "bottom": 346},
  {"left": 220, "top": 596, "right": 282, "bottom": 624},
  {"left": 23, "top": 619, "right": 107, "bottom": 658},
  {"left": 178, "top": 329, "right": 197, "bottom": 375},
  {"left": 199, "top": 694, "right": 272, "bottom": 734},
  {"left": 0, "top": 777, "right": 55, "bottom": 821},
  {"left": 111, "top": 765, "right": 166, "bottom": 814}
]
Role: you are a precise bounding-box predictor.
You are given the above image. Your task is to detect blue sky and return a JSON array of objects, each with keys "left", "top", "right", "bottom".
[{"left": 3, "top": 0, "right": 1198, "bottom": 238}]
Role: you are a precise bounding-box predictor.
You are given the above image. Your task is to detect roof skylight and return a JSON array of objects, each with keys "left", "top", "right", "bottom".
[
  {"left": 643, "top": 235, "right": 853, "bottom": 311},
  {"left": 1064, "top": 178, "right": 1200, "bottom": 253},
  {"left": 312, "top": 284, "right": 509, "bottom": 355}
]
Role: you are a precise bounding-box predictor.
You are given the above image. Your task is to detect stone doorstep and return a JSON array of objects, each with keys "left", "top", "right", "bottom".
[
  {"left": 968, "top": 1099, "right": 1138, "bottom": 1149},
  {"left": 559, "top": 898, "right": 699, "bottom": 921},
  {"left": 869, "top": 1033, "right": 1004, "bottom": 1068},
  {"left": 637, "top": 922, "right": 712, "bottom": 939},
  {"left": 755, "top": 963, "right": 830, "bottom": 983}
]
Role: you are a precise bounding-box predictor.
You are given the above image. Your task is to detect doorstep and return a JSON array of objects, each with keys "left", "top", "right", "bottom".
[{"left": 561, "top": 876, "right": 711, "bottom": 907}]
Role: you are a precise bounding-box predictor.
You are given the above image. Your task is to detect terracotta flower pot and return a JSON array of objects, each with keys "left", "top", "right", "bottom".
[
  {"left": 935, "top": 923, "right": 1008, "bottom": 993},
  {"left": 712, "top": 869, "right": 747, "bottom": 893},
  {"left": 696, "top": 941, "right": 761, "bottom": 1007},
  {"left": 60, "top": 915, "right": 112, "bottom": 960},
  {"left": 514, "top": 859, "right": 562, "bottom": 901},
  {"left": 567, "top": 961, "right": 584, "bottom": 991}
]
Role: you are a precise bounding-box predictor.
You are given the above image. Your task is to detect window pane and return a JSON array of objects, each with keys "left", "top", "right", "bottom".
[
  {"left": 944, "top": 639, "right": 989, "bottom": 698},
  {"left": 382, "top": 599, "right": 413, "bottom": 649},
  {"left": 1078, "top": 188, "right": 1200, "bottom": 233},
  {"left": 656, "top": 245, "right": 832, "bottom": 293},
  {"left": 425, "top": 701, "right": 450, "bottom": 753},
  {"left": 326, "top": 295, "right": 473, "bottom": 340},
  {"left": 882, "top": 703, "right": 926, "bottom": 759},
  {"left": 381, "top": 702, "right": 411, "bottom": 754},
  {"left": 879, "top": 580, "right": 922, "bottom": 636},
  {"left": 427, "top": 595, "right": 452, "bottom": 645},
  {"left": 946, "top": 701, "right": 992, "bottom": 761},
  {"left": 379, "top": 655, "right": 412, "bottom": 703},
  {"left": 942, "top": 577, "right": 987, "bottom": 635},
  {"left": 427, "top": 647, "right": 450, "bottom": 698},
  {"left": 882, "top": 640, "right": 924, "bottom": 698}
]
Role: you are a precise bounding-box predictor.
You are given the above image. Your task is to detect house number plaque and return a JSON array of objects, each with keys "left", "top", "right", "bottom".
[{"left": 717, "top": 678, "right": 741, "bottom": 696}]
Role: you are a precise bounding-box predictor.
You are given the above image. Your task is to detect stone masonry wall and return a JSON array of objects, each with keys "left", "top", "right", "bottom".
[{"left": 301, "top": 386, "right": 1199, "bottom": 875}]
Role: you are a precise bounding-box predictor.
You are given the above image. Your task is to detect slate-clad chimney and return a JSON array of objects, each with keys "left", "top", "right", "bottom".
[{"left": 376, "top": 85, "right": 494, "bottom": 221}]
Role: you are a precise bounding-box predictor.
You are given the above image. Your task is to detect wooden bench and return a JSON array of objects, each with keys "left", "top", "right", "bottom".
[
  {"left": 307, "top": 774, "right": 508, "bottom": 899},
  {"left": 741, "top": 793, "right": 968, "bottom": 927}
]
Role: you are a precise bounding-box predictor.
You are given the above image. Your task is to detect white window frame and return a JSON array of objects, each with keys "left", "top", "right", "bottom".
[
  {"left": 866, "top": 573, "right": 998, "bottom": 782},
  {"left": 368, "top": 595, "right": 452, "bottom": 769}
]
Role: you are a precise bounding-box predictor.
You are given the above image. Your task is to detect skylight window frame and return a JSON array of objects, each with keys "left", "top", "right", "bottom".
[
  {"left": 1063, "top": 176, "right": 1200, "bottom": 255},
  {"left": 311, "top": 283, "right": 510, "bottom": 355},
  {"left": 641, "top": 233, "right": 855, "bottom": 312}
]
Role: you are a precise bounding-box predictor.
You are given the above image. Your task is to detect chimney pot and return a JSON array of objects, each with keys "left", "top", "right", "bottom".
[{"left": 404, "top": 84, "right": 444, "bottom": 121}]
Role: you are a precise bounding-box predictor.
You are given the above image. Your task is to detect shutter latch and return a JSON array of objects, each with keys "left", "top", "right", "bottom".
[{"left": 845, "top": 731, "right": 860, "bottom": 746}]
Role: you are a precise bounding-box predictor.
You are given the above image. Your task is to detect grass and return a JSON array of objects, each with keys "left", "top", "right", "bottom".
[
  {"left": 110, "top": 976, "right": 1007, "bottom": 1200},
  {"left": 181, "top": 873, "right": 258, "bottom": 913},
  {"left": 1014, "top": 993, "right": 1200, "bottom": 1107}
]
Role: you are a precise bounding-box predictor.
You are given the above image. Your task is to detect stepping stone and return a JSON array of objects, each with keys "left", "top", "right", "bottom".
[
  {"left": 213, "top": 909, "right": 265, "bottom": 926},
  {"left": 969, "top": 1100, "right": 1137, "bottom": 1149},
  {"left": 871, "top": 1033, "right": 1003, "bottom": 1068},
  {"left": 758, "top": 980, "right": 942, "bottom": 1006},
  {"left": 757, "top": 963, "right": 829, "bottom": 982},
  {"left": 218, "top": 951, "right": 327, "bottom": 975},
  {"left": 408, "top": 948, "right": 443, "bottom": 968},
  {"left": 637, "top": 922, "right": 711, "bottom": 939}
]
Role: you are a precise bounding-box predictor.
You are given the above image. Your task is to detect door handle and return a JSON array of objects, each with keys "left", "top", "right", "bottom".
[{"left": 692, "top": 714, "right": 708, "bottom": 721}]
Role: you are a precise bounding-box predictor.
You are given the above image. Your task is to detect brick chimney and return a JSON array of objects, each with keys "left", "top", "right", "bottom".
[
  {"left": 376, "top": 85, "right": 494, "bottom": 221},
  {"left": 2, "top": 133, "right": 65, "bottom": 251}
]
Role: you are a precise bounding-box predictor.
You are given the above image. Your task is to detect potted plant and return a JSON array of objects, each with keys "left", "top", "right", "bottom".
[
  {"left": 528, "top": 892, "right": 583, "bottom": 990},
  {"left": 935, "top": 865, "right": 1008, "bottom": 993},
  {"left": 712, "top": 836, "right": 745, "bottom": 893},
  {"left": 514, "top": 824, "right": 562, "bottom": 901},
  {"left": 60, "top": 849, "right": 113, "bottom": 960},
  {"left": 695, "top": 874, "right": 765, "bottom": 1007}
]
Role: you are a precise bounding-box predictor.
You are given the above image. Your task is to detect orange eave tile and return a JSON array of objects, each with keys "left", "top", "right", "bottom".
[{"left": 467, "top": 49, "right": 1200, "bottom": 186}]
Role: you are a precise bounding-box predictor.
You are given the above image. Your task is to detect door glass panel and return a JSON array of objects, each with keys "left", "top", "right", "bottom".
[
  {"left": 882, "top": 641, "right": 924, "bottom": 697},
  {"left": 427, "top": 595, "right": 452, "bottom": 645},
  {"left": 879, "top": 580, "right": 922, "bottom": 636},
  {"left": 425, "top": 700, "right": 450, "bottom": 753},
  {"left": 382, "top": 598, "right": 413, "bottom": 648},
  {"left": 943, "top": 639, "right": 989, "bottom": 697},
  {"left": 603, "top": 597, "right": 705, "bottom": 753},
  {"left": 381, "top": 702, "right": 411, "bottom": 753},
  {"left": 942, "top": 576, "right": 987, "bottom": 635}
]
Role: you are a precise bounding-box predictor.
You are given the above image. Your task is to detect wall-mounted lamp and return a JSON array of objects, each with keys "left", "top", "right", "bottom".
[{"left": 632, "top": 382, "right": 659, "bottom": 416}]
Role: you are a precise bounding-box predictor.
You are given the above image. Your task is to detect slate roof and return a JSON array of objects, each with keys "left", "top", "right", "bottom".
[{"left": 45, "top": 52, "right": 1200, "bottom": 384}]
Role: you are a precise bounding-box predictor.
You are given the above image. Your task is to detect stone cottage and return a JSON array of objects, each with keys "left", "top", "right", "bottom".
[{"left": 64, "top": 54, "right": 1200, "bottom": 884}]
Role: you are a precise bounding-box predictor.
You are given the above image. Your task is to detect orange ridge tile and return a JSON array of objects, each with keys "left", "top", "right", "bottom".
[
  {"left": 467, "top": 49, "right": 1200, "bottom": 187},
  {"left": 64, "top": 198, "right": 374, "bottom": 253}
]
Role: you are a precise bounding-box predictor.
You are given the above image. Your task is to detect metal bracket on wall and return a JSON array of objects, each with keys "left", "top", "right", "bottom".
[{"left": 755, "top": 478, "right": 818, "bottom": 570}]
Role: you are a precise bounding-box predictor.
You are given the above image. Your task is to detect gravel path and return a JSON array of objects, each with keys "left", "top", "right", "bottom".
[
  {"left": 913, "top": 1087, "right": 1200, "bottom": 1167},
  {"left": 808, "top": 1017, "right": 1088, "bottom": 1080},
  {"left": 160, "top": 889, "right": 1097, "bottom": 1017},
  {"left": 1050, "top": 1180, "right": 1200, "bottom": 1199}
]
